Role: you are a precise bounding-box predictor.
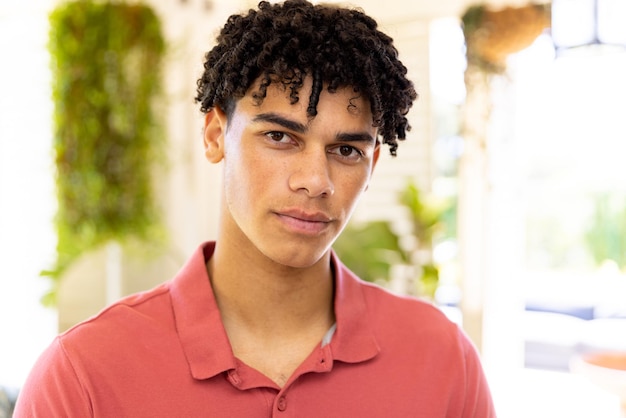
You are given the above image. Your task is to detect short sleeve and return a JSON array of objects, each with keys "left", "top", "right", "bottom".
[
  {"left": 13, "top": 338, "right": 92, "bottom": 418},
  {"left": 458, "top": 327, "right": 498, "bottom": 418}
]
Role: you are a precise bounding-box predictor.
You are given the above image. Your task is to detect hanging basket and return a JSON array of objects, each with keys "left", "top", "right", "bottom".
[{"left": 463, "top": 4, "right": 551, "bottom": 73}]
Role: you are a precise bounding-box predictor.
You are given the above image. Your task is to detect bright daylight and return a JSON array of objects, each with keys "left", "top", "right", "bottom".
[{"left": 1, "top": 0, "right": 626, "bottom": 417}]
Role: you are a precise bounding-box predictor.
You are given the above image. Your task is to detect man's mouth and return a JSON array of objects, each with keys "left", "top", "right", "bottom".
[{"left": 275, "top": 209, "right": 333, "bottom": 235}]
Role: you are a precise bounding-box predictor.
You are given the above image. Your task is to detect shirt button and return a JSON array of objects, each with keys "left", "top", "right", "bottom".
[
  {"left": 277, "top": 396, "right": 287, "bottom": 411},
  {"left": 227, "top": 370, "right": 241, "bottom": 386}
]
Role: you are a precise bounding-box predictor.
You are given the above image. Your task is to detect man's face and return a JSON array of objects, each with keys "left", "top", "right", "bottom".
[{"left": 205, "top": 77, "right": 380, "bottom": 269}]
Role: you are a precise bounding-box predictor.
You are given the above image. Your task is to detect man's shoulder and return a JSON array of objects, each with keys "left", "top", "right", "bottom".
[
  {"left": 359, "top": 279, "right": 450, "bottom": 321},
  {"left": 55, "top": 242, "right": 216, "bottom": 364},
  {"left": 351, "top": 278, "right": 462, "bottom": 345},
  {"left": 59, "top": 281, "right": 174, "bottom": 348},
  {"left": 335, "top": 260, "right": 454, "bottom": 330}
]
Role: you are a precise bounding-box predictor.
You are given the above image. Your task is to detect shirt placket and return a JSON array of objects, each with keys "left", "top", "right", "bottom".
[{"left": 270, "top": 344, "right": 334, "bottom": 417}]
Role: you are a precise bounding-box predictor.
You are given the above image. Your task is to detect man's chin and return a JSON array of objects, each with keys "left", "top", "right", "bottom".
[{"left": 263, "top": 246, "right": 332, "bottom": 271}]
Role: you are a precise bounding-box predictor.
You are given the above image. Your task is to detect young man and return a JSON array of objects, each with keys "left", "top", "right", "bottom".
[{"left": 15, "top": 1, "right": 496, "bottom": 416}]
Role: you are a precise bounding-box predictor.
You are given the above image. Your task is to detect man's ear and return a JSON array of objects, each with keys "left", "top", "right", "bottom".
[
  {"left": 372, "top": 141, "right": 381, "bottom": 170},
  {"left": 203, "top": 107, "right": 228, "bottom": 163}
]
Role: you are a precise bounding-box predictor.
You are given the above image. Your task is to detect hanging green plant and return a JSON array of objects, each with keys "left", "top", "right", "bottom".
[{"left": 42, "top": 1, "right": 166, "bottom": 306}]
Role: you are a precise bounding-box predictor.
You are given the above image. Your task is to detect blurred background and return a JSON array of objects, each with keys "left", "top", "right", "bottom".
[{"left": 1, "top": 0, "right": 625, "bottom": 416}]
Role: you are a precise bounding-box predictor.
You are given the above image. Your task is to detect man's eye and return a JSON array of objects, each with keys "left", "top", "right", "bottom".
[
  {"left": 266, "top": 131, "right": 287, "bottom": 142},
  {"left": 331, "top": 145, "right": 363, "bottom": 161},
  {"left": 339, "top": 146, "right": 356, "bottom": 156}
]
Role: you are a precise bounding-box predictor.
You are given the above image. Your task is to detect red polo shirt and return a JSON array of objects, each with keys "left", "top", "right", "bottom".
[{"left": 15, "top": 242, "right": 496, "bottom": 417}]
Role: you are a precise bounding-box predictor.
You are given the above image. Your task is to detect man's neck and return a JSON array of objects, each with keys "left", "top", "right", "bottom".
[
  {"left": 206, "top": 239, "right": 336, "bottom": 386},
  {"left": 206, "top": 240, "right": 335, "bottom": 336}
]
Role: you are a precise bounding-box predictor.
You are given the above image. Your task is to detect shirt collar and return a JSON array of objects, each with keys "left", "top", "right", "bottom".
[
  {"left": 328, "top": 251, "right": 381, "bottom": 363},
  {"left": 170, "top": 242, "right": 380, "bottom": 381},
  {"left": 169, "top": 242, "right": 235, "bottom": 380}
]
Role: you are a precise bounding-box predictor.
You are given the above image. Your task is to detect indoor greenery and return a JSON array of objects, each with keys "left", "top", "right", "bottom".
[
  {"left": 333, "top": 180, "right": 452, "bottom": 299},
  {"left": 585, "top": 193, "right": 626, "bottom": 270},
  {"left": 43, "top": 1, "right": 166, "bottom": 305}
]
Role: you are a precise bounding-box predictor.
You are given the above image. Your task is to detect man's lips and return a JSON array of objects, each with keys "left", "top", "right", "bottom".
[
  {"left": 276, "top": 208, "right": 332, "bottom": 223},
  {"left": 274, "top": 209, "right": 333, "bottom": 234}
]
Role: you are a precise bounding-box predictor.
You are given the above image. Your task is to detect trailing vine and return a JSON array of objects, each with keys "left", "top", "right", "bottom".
[{"left": 43, "top": 1, "right": 166, "bottom": 305}]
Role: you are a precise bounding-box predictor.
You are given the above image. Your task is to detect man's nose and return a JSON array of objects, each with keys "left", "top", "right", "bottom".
[{"left": 287, "top": 148, "right": 335, "bottom": 198}]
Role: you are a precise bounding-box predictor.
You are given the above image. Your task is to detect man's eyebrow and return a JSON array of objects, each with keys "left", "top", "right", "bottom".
[
  {"left": 336, "top": 132, "right": 376, "bottom": 144},
  {"left": 252, "top": 113, "right": 307, "bottom": 133}
]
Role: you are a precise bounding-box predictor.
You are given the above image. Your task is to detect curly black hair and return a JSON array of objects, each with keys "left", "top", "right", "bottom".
[{"left": 195, "top": 0, "right": 417, "bottom": 156}]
